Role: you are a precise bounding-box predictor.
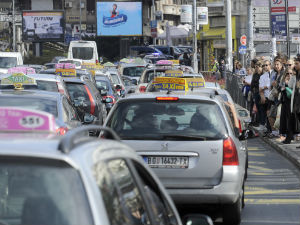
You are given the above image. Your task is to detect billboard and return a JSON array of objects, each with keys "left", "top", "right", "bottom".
[
  {"left": 22, "top": 11, "right": 64, "bottom": 42},
  {"left": 97, "top": 2, "right": 142, "bottom": 36},
  {"left": 180, "top": 5, "right": 192, "bottom": 23}
]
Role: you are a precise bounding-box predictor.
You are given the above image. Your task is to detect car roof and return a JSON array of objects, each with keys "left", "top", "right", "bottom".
[{"left": 29, "top": 73, "right": 61, "bottom": 81}]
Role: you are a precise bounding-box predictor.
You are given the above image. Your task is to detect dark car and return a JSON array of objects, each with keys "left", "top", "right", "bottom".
[
  {"left": 0, "top": 90, "right": 82, "bottom": 135},
  {"left": 94, "top": 75, "right": 119, "bottom": 113},
  {"left": 63, "top": 77, "right": 107, "bottom": 125},
  {"left": 150, "top": 45, "right": 182, "bottom": 59},
  {"left": 39, "top": 68, "right": 95, "bottom": 82}
]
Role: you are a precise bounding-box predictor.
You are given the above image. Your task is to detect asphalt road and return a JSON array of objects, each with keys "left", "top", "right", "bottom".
[{"left": 240, "top": 138, "right": 300, "bottom": 225}]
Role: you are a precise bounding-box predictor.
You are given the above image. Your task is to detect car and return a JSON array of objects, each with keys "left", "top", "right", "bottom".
[
  {"left": 130, "top": 45, "right": 165, "bottom": 58},
  {"left": 58, "top": 58, "right": 83, "bottom": 69},
  {"left": 16, "top": 64, "right": 45, "bottom": 73},
  {"left": 0, "top": 110, "right": 214, "bottom": 225},
  {"left": 63, "top": 77, "right": 107, "bottom": 125},
  {"left": 150, "top": 45, "right": 182, "bottom": 59},
  {"left": 94, "top": 75, "right": 119, "bottom": 113},
  {"left": 0, "top": 89, "right": 82, "bottom": 135},
  {"left": 105, "top": 69, "right": 126, "bottom": 96},
  {"left": 122, "top": 76, "right": 137, "bottom": 94},
  {"left": 68, "top": 40, "right": 99, "bottom": 64},
  {"left": 39, "top": 68, "right": 95, "bottom": 82},
  {"left": 105, "top": 91, "right": 247, "bottom": 225},
  {"left": 0, "top": 51, "right": 23, "bottom": 73},
  {"left": 205, "top": 82, "right": 221, "bottom": 89},
  {"left": 120, "top": 63, "right": 147, "bottom": 83}
]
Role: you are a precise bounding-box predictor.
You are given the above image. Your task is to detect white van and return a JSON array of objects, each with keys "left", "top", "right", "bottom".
[
  {"left": 0, "top": 52, "right": 23, "bottom": 74},
  {"left": 67, "top": 40, "right": 99, "bottom": 64}
]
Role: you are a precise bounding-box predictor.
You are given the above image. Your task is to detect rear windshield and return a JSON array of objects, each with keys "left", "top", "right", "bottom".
[
  {"left": 72, "top": 47, "right": 93, "bottom": 60},
  {"left": 111, "top": 74, "right": 120, "bottom": 84},
  {"left": 24, "top": 80, "right": 59, "bottom": 92},
  {"left": 0, "top": 57, "right": 17, "bottom": 68},
  {"left": 96, "top": 80, "right": 109, "bottom": 91},
  {"left": 0, "top": 158, "right": 93, "bottom": 225},
  {"left": 0, "top": 97, "right": 58, "bottom": 117},
  {"left": 143, "top": 70, "right": 166, "bottom": 83},
  {"left": 122, "top": 67, "right": 145, "bottom": 77},
  {"left": 107, "top": 100, "right": 227, "bottom": 140}
]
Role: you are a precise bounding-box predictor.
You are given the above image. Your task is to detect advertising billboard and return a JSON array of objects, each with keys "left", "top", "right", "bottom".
[
  {"left": 97, "top": 2, "right": 142, "bottom": 36},
  {"left": 180, "top": 5, "right": 192, "bottom": 23},
  {"left": 22, "top": 11, "right": 64, "bottom": 42}
]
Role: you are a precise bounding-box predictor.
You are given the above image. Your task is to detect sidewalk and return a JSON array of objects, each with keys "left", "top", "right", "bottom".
[{"left": 251, "top": 128, "right": 300, "bottom": 170}]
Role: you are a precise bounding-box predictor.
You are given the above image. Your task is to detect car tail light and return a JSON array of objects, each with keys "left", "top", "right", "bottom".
[
  {"left": 96, "top": 59, "right": 99, "bottom": 64},
  {"left": 139, "top": 86, "right": 146, "bottom": 93},
  {"left": 56, "top": 127, "right": 69, "bottom": 135},
  {"left": 156, "top": 97, "right": 179, "bottom": 101},
  {"left": 56, "top": 82, "right": 65, "bottom": 95},
  {"left": 223, "top": 137, "right": 239, "bottom": 166},
  {"left": 84, "top": 85, "right": 96, "bottom": 115},
  {"left": 102, "top": 95, "right": 116, "bottom": 104},
  {"left": 238, "top": 119, "right": 242, "bottom": 134}
]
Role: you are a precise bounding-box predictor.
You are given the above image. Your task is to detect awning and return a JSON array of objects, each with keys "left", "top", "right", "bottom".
[{"left": 200, "top": 28, "right": 226, "bottom": 40}]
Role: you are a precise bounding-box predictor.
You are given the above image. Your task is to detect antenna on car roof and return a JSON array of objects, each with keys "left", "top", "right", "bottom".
[
  {"left": 58, "top": 125, "right": 120, "bottom": 154},
  {"left": 166, "top": 89, "right": 171, "bottom": 94}
]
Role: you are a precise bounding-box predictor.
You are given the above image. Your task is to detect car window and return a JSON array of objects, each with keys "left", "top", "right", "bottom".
[
  {"left": 62, "top": 97, "right": 78, "bottom": 121},
  {"left": 107, "top": 100, "right": 227, "bottom": 140},
  {"left": 144, "top": 71, "right": 166, "bottom": 83},
  {"left": 94, "top": 159, "right": 151, "bottom": 225},
  {"left": 96, "top": 80, "right": 109, "bottom": 91},
  {"left": 33, "top": 80, "right": 59, "bottom": 92},
  {"left": 122, "top": 67, "right": 145, "bottom": 78},
  {"left": 132, "top": 160, "right": 179, "bottom": 225},
  {"left": 0, "top": 158, "right": 93, "bottom": 225},
  {"left": 0, "top": 57, "right": 17, "bottom": 68},
  {"left": 72, "top": 47, "right": 93, "bottom": 60},
  {"left": 111, "top": 74, "right": 120, "bottom": 84},
  {"left": 0, "top": 97, "right": 58, "bottom": 117}
]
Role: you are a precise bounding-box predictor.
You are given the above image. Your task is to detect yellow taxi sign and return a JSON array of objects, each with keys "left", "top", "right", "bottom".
[
  {"left": 153, "top": 77, "right": 188, "bottom": 91},
  {"left": 1, "top": 73, "right": 36, "bottom": 86},
  {"left": 164, "top": 70, "right": 183, "bottom": 77},
  {"left": 55, "top": 69, "right": 77, "bottom": 77},
  {"left": 186, "top": 77, "right": 206, "bottom": 88},
  {"left": 81, "top": 63, "right": 104, "bottom": 70},
  {"left": 169, "top": 60, "right": 180, "bottom": 65}
]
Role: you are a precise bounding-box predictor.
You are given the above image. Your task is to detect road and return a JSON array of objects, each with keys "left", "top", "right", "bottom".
[{"left": 241, "top": 138, "right": 300, "bottom": 225}]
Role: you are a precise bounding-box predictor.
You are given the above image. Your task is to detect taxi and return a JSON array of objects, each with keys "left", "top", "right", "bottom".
[
  {"left": 0, "top": 73, "right": 82, "bottom": 135},
  {"left": 105, "top": 89, "right": 247, "bottom": 225},
  {"left": 0, "top": 107, "right": 213, "bottom": 225}
]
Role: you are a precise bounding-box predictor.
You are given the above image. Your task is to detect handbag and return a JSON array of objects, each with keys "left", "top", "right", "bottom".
[{"left": 274, "top": 104, "right": 282, "bottom": 129}]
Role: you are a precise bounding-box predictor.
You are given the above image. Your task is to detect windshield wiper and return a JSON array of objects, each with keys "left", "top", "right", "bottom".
[{"left": 161, "top": 135, "right": 207, "bottom": 140}]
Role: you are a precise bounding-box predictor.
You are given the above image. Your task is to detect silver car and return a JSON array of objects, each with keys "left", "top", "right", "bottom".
[
  {"left": 105, "top": 91, "right": 247, "bottom": 225},
  {"left": 0, "top": 125, "right": 193, "bottom": 225}
]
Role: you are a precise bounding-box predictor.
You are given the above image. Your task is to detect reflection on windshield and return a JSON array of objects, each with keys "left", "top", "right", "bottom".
[
  {"left": 0, "top": 57, "right": 17, "bottom": 68},
  {"left": 108, "top": 100, "right": 227, "bottom": 140},
  {"left": 123, "top": 67, "right": 145, "bottom": 77}
]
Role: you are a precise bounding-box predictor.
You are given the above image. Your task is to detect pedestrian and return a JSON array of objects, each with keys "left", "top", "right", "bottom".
[
  {"left": 257, "top": 60, "right": 271, "bottom": 132},
  {"left": 183, "top": 52, "right": 191, "bottom": 66},
  {"left": 219, "top": 59, "right": 226, "bottom": 79},
  {"left": 236, "top": 62, "right": 246, "bottom": 76},
  {"left": 279, "top": 68, "right": 294, "bottom": 143},
  {"left": 242, "top": 67, "right": 253, "bottom": 110},
  {"left": 290, "top": 58, "right": 300, "bottom": 147},
  {"left": 250, "top": 61, "right": 263, "bottom": 126}
]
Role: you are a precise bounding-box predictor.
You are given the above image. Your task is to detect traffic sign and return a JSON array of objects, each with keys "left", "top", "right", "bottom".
[
  {"left": 150, "top": 20, "right": 157, "bottom": 29},
  {"left": 151, "top": 28, "right": 157, "bottom": 38},
  {"left": 240, "top": 35, "right": 247, "bottom": 46},
  {"left": 239, "top": 45, "right": 247, "bottom": 55}
]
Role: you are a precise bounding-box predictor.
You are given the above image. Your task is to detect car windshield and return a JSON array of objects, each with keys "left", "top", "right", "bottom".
[
  {"left": 25, "top": 80, "right": 59, "bottom": 92},
  {"left": 144, "top": 71, "right": 166, "bottom": 83},
  {"left": 0, "top": 158, "right": 93, "bottom": 225},
  {"left": 107, "top": 100, "right": 227, "bottom": 140},
  {"left": 111, "top": 74, "right": 120, "bottom": 84},
  {"left": 122, "top": 67, "right": 145, "bottom": 77},
  {"left": 96, "top": 80, "right": 109, "bottom": 91},
  {"left": 0, "top": 57, "right": 17, "bottom": 68},
  {"left": 72, "top": 47, "right": 93, "bottom": 60},
  {"left": 0, "top": 97, "right": 58, "bottom": 117}
]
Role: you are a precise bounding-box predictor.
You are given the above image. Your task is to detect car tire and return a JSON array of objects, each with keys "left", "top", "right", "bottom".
[{"left": 222, "top": 195, "right": 242, "bottom": 225}]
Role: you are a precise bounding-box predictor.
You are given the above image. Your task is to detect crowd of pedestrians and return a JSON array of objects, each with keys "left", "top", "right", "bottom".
[{"left": 242, "top": 54, "right": 300, "bottom": 145}]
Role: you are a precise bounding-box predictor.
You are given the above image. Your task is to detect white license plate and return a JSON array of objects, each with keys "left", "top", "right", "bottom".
[{"left": 143, "top": 156, "right": 189, "bottom": 168}]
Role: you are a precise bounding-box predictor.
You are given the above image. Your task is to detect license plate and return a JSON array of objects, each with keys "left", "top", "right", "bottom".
[{"left": 143, "top": 156, "right": 189, "bottom": 168}]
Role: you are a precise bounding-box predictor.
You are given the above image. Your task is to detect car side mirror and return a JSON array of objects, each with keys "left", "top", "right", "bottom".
[
  {"left": 83, "top": 113, "right": 95, "bottom": 124},
  {"left": 120, "top": 89, "right": 126, "bottom": 97},
  {"left": 115, "top": 84, "right": 122, "bottom": 90},
  {"left": 99, "top": 57, "right": 103, "bottom": 63},
  {"left": 182, "top": 214, "right": 214, "bottom": 225},
  {"left": 239, "top": 129, "right": 249, "bottom": 141},
  {"left": 131, "top": 79, "right": 138, "bottom": 85},
  {"left": 100, "top": 89, "right": 107, "bottom": 96},
  {"left": 103, "top": 97, "right": 113, "bottom": 103}
]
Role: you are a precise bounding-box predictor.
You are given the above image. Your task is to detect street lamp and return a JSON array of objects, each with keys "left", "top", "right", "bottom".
[
  {"left": 12, "top": 0, "right": 16, "bottom": 52},
  {"left": 79, "top": 0, "right": 82, "bottom": 39}
]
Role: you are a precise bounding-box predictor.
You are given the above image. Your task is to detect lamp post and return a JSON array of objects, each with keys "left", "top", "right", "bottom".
[
  {"left": 79, "top": 0, "right": 82, "bottom": 39},
  {"left": 225, "top": 0, "right": 232, "bottom": 72},
  {"left": 152, "top": 0, "right": 156, "bottom": 45},
  {"left": 192, "top": 0, "right": 198, "bottom": 72},
  {"left": 12, "top": 0, "right": 16, "bottom": 52}
]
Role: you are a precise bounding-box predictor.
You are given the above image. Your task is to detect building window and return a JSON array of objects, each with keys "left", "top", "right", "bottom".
[{"left": 87, "top": 0, "right": 95, "bottom": 12}]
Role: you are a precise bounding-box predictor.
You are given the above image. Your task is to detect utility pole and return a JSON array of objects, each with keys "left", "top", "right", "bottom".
[
  {"left": 285, "top": 0, "right": 290, "bottom": 58},
  {"left": 80, "top": 0, "right": 82, "bottom": 39},
  {"left": 152, "top": 0, "right": 156, "bottom": 45},
  {"left": 247, "top": 0, "right": 255, "bottom": 63},
  {"left": 12, "top": 0, "right": 16, "bottom": 52},
  {"left": 192, "top": 0, "right": 198, "bottom": 72},
  {"left": 225, "top": 0, "right": 232, "bottom": 72}
]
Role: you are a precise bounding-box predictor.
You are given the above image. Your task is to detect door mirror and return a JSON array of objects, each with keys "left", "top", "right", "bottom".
[
  {"left": 239, "top": 129, "right": 249, "bottom": 141},
  {"left": 99, "top": 57, "right": 103, "bottom": 63},
  {"left": 183, "top": 214, "right": 214, "bottom": 225},
  {"left": 83, "top": 113, "right": 95, "bottom": 124},
  {"left": 100, "top": 89, "right": 107, "bottom": 96},
  {"left": 131, "top": 79, "right": 138, "bottom": 85},
  {"left": 115, "top": 84, "right": 122, "bottom": 90},
  {"left": 120, "top": 89, "right": 126, "bottom": 97}
]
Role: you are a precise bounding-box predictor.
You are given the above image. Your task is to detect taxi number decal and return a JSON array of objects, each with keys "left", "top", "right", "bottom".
[{"left": 19, "top": 116, "right": 45, "bottom": 129}]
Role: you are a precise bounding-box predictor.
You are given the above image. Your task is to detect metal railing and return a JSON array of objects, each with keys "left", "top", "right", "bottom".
[{"left": 225, "top": 73, "right": 246, "bottom": 108}]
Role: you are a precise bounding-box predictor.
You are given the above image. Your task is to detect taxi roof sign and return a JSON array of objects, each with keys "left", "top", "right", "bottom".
[
  {"left": 8, "top": 67, "right": 36, "bottom": 75},
  {"left": 55, "top": 63, "right": 76, "bottom": 69},
  {"left": 1, "top": 73, "right": 36, "bottom": 87},
  {"left": 81, "top": 62, "right": 104, "bottom": 70},
  {"left": 164, "top": 70, "right": 183, "bottom": 77},
  {"left": 153, "top": 77, "right": 188, "bottom": 91},
  {"left": 186, "top": 77, "right": 205, "bottom": 88},
  {"left": 0, "top": 107, "right": 56, "bottom": 133},
  {"left": 55, "top": 69, "right": 77, "bottom": 77}
]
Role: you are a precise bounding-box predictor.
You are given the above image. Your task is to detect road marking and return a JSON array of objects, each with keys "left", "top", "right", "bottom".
[
  {"left": 249, "top": 152, "right": 265, "bottom": 156},
  {"left": 248, "top": 165, "right": 272, "bottom": 171},
  {"left": 250, "top": 172, "right": 270, "bottom": 175},
  {"left": 248, "top": 147, "right": 259, "bottom": 150},
  {"left": 249, "top": 161, "right": 266, "bottom": 165},
  {"left": 245, "top": 198, "right": 300, "bottom": 204},
  {"left": 245, "top": 189, "right": 300, "bottom": 195}
]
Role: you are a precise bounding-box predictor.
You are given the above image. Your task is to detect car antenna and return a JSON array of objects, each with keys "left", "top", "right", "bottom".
[{"left": 167, "top": 88, "right": 171, "bottom": 94}]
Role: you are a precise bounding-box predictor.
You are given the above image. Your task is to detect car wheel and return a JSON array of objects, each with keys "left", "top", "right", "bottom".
[{"left": 223, "top": 195, "right": 242, "bottom": 225}]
